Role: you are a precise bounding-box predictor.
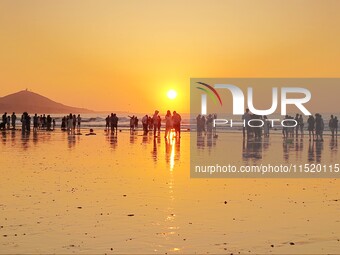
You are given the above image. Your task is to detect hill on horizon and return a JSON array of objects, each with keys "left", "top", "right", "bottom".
[{"left": 0, "top": 90, "right": 94, "bottom": 114}]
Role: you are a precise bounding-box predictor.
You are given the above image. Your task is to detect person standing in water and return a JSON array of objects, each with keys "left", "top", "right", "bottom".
[
  {"left": 6, "top": 115, "right": 10, "bottom": 130},
  {"left": 157, "top": 115, "right": 161, "bottom": 132},
  {"left": 164, "top": 110, "right": 173, "bottom": 138},
  {"left": 307, "top": 115, "right": 315, "bottom": 141},
  {"left": 334, "top": 117, "right": 338, "bottom": 138},
  {"left": 77, "top": 114, "right": 81, "bottom": 132},
  {"left": 128, "top": 115, "right": 135, "bottom": 132},
  {"left": 242, "top": 109, "right": 251, "bottom": 138},
  {"left": 105, "top": 115, "right": 110, "bottom": 132},
  {"left": 263, "top": 116, "right": 270, "bottom": 137},
  {"left": 142, "top": 114, "right": 148, "bottom": 135},
  {"left": 152, "top": 110, "right": 159, "bottom": 137},
  {"left": 329, "top": 115, "right": 335, "bottom": 138},
  {"left": 172, "top": 111, "right": 182, "bottom": 138},
  {"left": 111, "top": 113, "right": 118, "bottom": 134},
  {"left": 11, "top": 112, "right": 16, "bottom": 130},
  {"left": 68, "top": 114, "right": 73, "bottom": 134},
  {"left": 298, "top": 114, "right": 304, "bottom": 136},
  {"left": 33, "top": 114, "right": 38, "bottom": 132}
]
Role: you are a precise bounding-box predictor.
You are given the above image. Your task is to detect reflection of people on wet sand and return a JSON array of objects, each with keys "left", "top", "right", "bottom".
[{"left": 242, "top": 139, "right": 262, "bottom": 161}]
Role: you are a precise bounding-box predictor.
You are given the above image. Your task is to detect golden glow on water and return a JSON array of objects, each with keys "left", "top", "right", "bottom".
[
  {"left": 169, "top": 130, "right": 176, "bottom": 172},
  {"left": 0, "top": 130, "right": 339, "bottom": 254}
]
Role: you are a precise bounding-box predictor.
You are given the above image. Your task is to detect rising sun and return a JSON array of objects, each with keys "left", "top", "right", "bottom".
[{"left": 167, "top": 89, "right": 177, "bottom": 100}]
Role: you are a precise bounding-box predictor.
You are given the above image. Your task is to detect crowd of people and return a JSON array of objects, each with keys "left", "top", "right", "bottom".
[
  {"left": 240, "top": 109, "right": 339, "bottom": 141},
  {"left": 105, "top": 113, "right": 119, "bottom": 134},
  {"left": 139, "top": 110, "right": 182, "bottom": 138},
  {"left": 196, "top": 109, "right": 338, "bottom": 142},
  {"left": 1, "top": 112, "right": 56, "bottom": 133},
  {"left": 1, "top": 112, "right": 17, "bottom": 130},
  {"left": 61, "top": 114, "right": 82, "bottom": 133},
  {"left": 3, "top": 109, "right": 337, "bottom": 141},
  {"left": 1, "top": 110, "right": 182, "bottom": 139},
  {"left": 196, "top": 114, "right": 217, "bottom": 135}
]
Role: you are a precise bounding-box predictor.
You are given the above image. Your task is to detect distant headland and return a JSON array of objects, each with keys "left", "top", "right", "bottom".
[{"left": 0, "top": 90, "right": 94, "bottom": 114}]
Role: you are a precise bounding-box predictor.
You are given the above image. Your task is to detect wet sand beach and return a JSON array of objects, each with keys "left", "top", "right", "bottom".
[{"left": 1, "top": 130, "right": 340, "bottom": 254}]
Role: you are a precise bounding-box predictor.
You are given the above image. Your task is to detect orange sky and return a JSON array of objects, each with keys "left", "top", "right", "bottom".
[{"left": 0, "top": 0, "right": 340, "bottom": 113}]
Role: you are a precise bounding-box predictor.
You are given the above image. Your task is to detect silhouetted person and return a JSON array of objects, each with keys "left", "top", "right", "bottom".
[
  {"left": 61, "top": 116, "right": 66, "bottom": 131},
  {"left": 72, "top": 115, "right": 76, "bottom": 132},
  {"left": 315, "top": 113, "right": 323, "bottom": 141},
  {"left": 206, "top": 114, "right": 214, "bottom": 133},
  {"left": 196, "top": 114, "right": 202, "bottom": 133},
  {"left": 152, "top": 110, "right": 160, "bottom": 137},
  {"left": 6, "top": 115, "right": 10, "bottom": 130},
  {"left": 334, "top": 117, "right": 338, "bottom": 138},
  {"left": 201, "top": 115, "right": 206, "bottom": 133},
  {"left": 164, "top": 110, "right": 172, "bottom": 138},
  {"left": 105, "top": 115, "right": 110, "bottom": 131},
  {"left": 329, "top": 115, "right": 335, "bottom": 138},
  {"left": 157, "top": 115, "right": 161, "bottom": 132},
  {"left": 172, "top": 111, "right": 181, "bottom": 138},
  {"left": 111, "top": 113, "right": 118, "bottom": 134},
  {"left": 142, "top": 114, "right": 148, "bottom": 135},
  {"left": 77, "top": 114, "right": 81, "bottom": 132},
  {"left": 21, "top": 112, "right": 26, "bottom": 133},
  {"left": 242, "top": 108, "right": 251, "bottom": 137},
  {"left": 42, "top": 114, "right": 46, "bottom": 129},
  {"left": 47, "top": 115, "right": 52, "bottom": 130},
  {"left": 134, "top": 117, "right": 139, "bottom": 130},
  {"left": 148, "top": 116, "right": 153, "bottom": 131},
  {"left": 294, "top": 114, "right": 299, "bottom": 136},
  {"left": 11, "top": 112, "right": 16, "bottom": 129},
  {"left": 298, "top": 114, "right": 304, "bottom": 136},
  {"left": 263, "top": 115, "right": 270, "bottom": 137},
  {"left": 26, "top": 114, "right": 31, "bottom": 132},
  {"left": 307, "top": 115, "right": 315, "bottom": 141},
  {"left": 128, "top": 115, "right": 135, "bottom": 132},
  {"left": 68, "top": 114, "right": 73, "bottom": 133},
  {"left": 33, "top": 114, "right": 39, "bottom": 132},
  {"left": 1, "top": 112, "right": 7, "bottom": 130}
]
